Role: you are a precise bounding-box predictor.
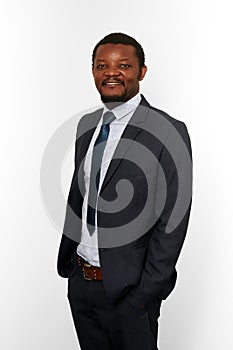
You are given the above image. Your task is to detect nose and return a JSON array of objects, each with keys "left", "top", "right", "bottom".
[{"left": 104, "top": 66, "right": 120, "bottom": 76}]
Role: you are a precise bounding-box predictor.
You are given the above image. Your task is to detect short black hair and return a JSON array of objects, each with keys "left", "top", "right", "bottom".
[{"left": 92, "top": 32, "right": 145, "bottom": 68}]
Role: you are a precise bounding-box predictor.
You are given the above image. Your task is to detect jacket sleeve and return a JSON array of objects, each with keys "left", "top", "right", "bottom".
[
  {"left": 128, "top": 120, "right": 192, "bottom": 308},
  {"left": 57, "top": 234, "right": 78, "bottom": 278},
  {"left": 57, "top": 120, "right": 83, "bottom": 278}
]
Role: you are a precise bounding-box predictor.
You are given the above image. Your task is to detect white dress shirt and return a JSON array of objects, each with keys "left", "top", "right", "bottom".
[{"left": 77, "top": 93, "right": 141, "bottom": 266}]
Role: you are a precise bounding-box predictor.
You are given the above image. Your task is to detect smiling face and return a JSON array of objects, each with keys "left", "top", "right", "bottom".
[{"left": 92, "top": 43, "right": 147, "bottom": 103}]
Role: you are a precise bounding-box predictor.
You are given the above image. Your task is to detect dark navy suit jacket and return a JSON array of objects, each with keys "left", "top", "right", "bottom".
[{"left": 57, "top": 95, "right": 192, "bottom": 310}]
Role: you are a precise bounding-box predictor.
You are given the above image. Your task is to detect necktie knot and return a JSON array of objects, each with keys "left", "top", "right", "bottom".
[{"left": 103, "top": 111, "right": 115, "bottom": 125}]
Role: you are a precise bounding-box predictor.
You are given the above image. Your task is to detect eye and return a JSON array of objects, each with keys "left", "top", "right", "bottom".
[
  {"left": 96, "top": 64, "right": 107, "bottom": 69},
  {"left": 120, "top": 64, "right": 131, "bottom": 69}
]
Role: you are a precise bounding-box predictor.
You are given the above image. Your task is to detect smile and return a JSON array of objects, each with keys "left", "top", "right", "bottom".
[
  {"left": 102, "top": 81, "right": 124, "bottom": 86},
  {"left": 106, "top": 82, "right": 121, "bottom": 85}
]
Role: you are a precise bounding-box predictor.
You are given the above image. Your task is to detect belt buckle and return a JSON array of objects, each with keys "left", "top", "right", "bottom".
[{"left": 82, "top": 262, "right": 92, "bottom": 281}]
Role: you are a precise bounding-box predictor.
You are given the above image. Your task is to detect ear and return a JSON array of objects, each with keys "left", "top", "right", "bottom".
[{"left": 138, "top": 65, "right": 147, "bottom": 81}]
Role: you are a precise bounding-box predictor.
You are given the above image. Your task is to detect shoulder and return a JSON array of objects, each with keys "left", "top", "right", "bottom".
[
  {"left": 141, "top": 95, "right": 185, "bottom": 126},
  {"left": 76, "top": 107, "right": 103, "bottom": 137},
  {"left": 78, "top": 107, "right": 103, "bottom": 126},
  {"left": 140, "top": 95, "right": 191, "bottom": 150}
]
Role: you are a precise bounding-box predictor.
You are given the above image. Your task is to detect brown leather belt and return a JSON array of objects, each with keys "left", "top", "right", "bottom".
[{"left": 77, "top": 255, "right": 103, "bottom": 281}]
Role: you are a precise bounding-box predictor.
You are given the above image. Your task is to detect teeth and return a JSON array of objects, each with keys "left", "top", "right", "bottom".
[{"left": 105, "top": 82, "right": 121, "bottom": 85}]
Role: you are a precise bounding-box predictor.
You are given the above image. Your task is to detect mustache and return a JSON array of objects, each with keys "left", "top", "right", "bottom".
[{"left": 102, "top": 79, "right": 125, "bottom": 86}]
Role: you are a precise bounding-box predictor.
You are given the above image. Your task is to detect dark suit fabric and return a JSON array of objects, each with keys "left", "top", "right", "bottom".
[
  {"left": 57, "top": 96, "right": 192, "bottom": 349},
  {"left": 68, "top": 262, "right": 162, "bottom": 350}
]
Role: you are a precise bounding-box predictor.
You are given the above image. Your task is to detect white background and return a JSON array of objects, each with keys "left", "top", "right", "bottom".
[{"left": 1, "top": 0, "right": 233, "bottom": 349}]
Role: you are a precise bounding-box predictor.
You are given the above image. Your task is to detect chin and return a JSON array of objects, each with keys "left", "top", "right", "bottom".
[{"left": 100, "top": 93, "right": 127, "bottom": 103}]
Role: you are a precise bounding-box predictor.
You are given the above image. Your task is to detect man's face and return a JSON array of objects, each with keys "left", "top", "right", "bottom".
[{"left": 92, "top": 44, "right": 147, "bottom": 103}]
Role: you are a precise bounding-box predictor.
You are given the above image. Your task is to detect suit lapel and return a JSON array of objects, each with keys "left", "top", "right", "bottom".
[
  {"left": 79, "top": 108, "right": 103, "bottom": 158},
  {"left": 100, "top": 96, "right": 150, "bottom": 193}
]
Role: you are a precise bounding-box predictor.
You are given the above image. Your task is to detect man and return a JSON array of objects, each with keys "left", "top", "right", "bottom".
[{"left": 57, "top": 33, "right": 192, "bottom": 350}]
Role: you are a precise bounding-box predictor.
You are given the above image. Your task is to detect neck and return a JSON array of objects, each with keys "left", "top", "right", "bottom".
[
  {"left": 103, "top": 92, "right": 140, "bottom": 110},
  {"left": 103, "top": 101, "right": 125, "bottom": 110}
]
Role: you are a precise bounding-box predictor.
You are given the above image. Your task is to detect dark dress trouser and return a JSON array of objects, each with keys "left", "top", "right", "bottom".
[{"left": 67, "top": 262, "right": 162, "bottom": 350}]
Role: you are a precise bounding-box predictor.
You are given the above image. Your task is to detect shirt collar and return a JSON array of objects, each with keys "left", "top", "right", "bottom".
[{"left": 102, "top": 92, "right": 141, "bottom": 120}]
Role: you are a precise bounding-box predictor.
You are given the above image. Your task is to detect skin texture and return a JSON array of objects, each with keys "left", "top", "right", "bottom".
[{"left": 92, "top": 44, "right": 147, "bottom": 104}]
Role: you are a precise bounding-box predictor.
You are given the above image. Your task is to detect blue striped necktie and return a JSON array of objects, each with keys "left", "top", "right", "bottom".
[{"left": 86, "top": 111, "right": 116, "bottom": 235}]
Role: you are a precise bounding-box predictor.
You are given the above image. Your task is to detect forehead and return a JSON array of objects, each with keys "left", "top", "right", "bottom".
[{"left": 94, "top": 43, "right": 138, "bottom": 62}]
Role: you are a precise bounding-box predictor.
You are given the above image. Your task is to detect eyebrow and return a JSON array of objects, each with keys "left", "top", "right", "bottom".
[{"left": 95, "top": 58, "right": 130, "bottom": 62}]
